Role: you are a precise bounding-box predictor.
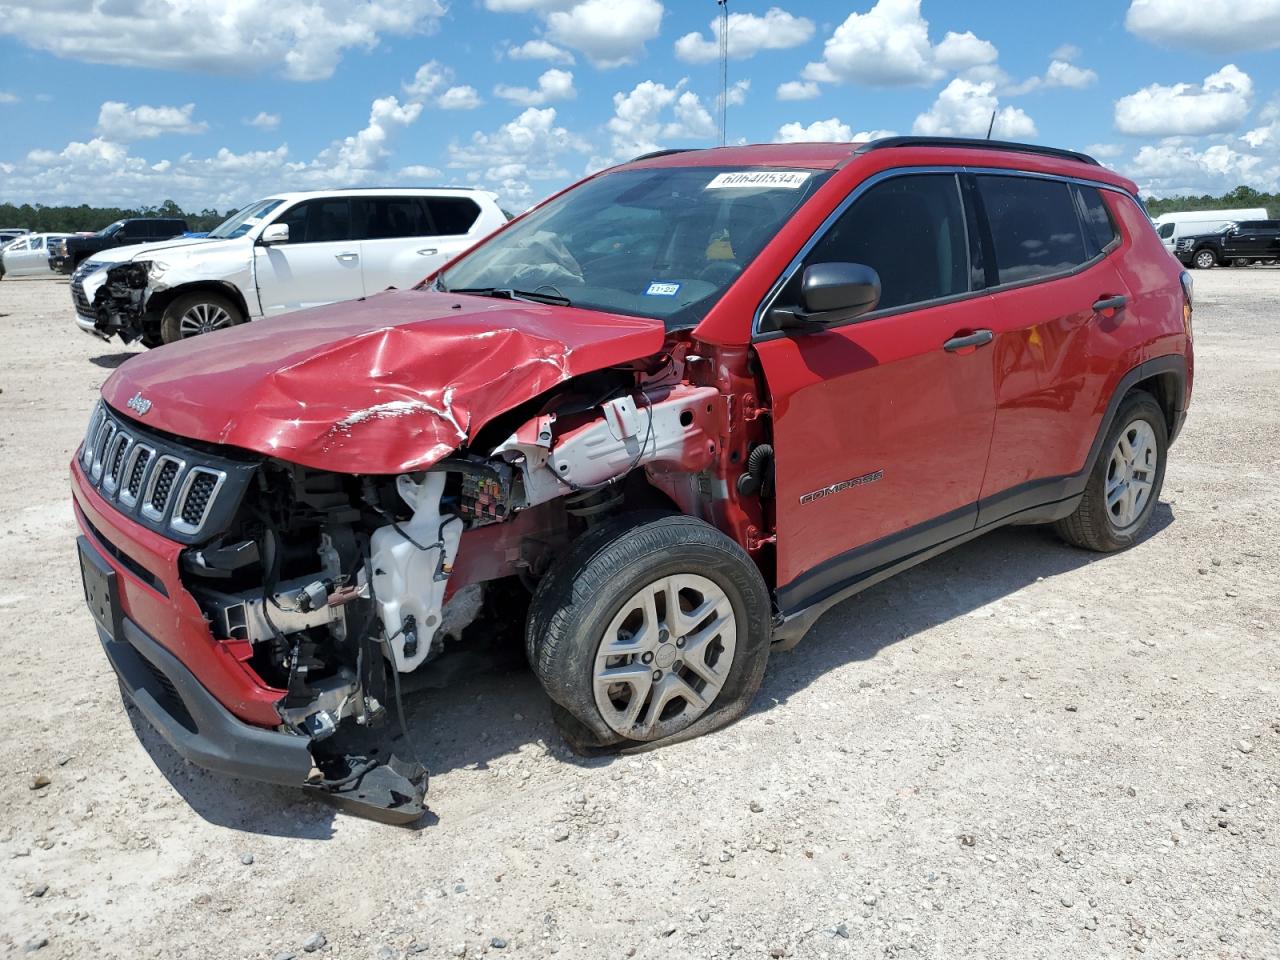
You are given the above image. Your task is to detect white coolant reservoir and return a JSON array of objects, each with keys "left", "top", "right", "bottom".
[{"left": 369, "top": 472, "right": 463, "bottom": 672}]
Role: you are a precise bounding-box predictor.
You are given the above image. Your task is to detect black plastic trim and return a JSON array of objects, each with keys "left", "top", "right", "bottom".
[
  {"left": 99, "top": 613, "right": 312, "bottom": 787},
  {"left": 81, "top": 512, "right": 168, "bottom": 596},
  {"left": 856, "top": 136, "right": 1100, "bottom": 167}
]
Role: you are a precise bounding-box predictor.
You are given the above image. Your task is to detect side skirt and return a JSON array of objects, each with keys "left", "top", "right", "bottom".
[{"left": 769, "top": 491, "right": 1081, "bottom": 650}]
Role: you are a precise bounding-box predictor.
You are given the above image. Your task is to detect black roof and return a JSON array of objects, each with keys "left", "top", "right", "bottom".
[{"left": 855, "top": 136, "right": 1100, "bottom": 167}]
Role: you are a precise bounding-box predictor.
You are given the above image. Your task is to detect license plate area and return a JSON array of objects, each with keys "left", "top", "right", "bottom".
[{"left": 78, "top": 535, "right": 122, "bottom": 641}]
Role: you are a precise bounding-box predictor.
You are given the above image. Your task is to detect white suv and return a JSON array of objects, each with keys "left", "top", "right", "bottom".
[{"left": 74, "top": 188, "right": 508, "bottom": 346}]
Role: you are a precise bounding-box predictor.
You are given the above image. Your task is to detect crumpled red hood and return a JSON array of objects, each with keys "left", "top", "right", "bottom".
[{"left": 101, "top": 289, "right": 666, "bottom": 474}]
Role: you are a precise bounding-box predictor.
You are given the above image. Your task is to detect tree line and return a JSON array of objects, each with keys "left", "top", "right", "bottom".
[
  {"left": 1142, "top": 185, "right": 1275, "bottom": 219},
  {"left": 0, "top": 199, "right": 231, "bottom": 234}
]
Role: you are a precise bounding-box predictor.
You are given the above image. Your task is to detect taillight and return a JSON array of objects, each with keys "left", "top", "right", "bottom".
[{"left": 1180, "top": 271, "right": 1193, "bottom": 340}]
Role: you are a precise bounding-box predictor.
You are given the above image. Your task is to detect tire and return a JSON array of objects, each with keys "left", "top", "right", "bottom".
[
  {"left": 1055, "top": 390, "right": 1168, "bottom": 552},
  {"left": 1233, "top": 258, "right": 1250, "bottom": 268},
  {"left": 159, "top": 291, "right": 244, "bottom": 344},
  {"left": 527, "top": 512, "right": 771, "bottom": 750},
  {"left": 1193, "top": 249, "right": 1216, "bottom": 269}
]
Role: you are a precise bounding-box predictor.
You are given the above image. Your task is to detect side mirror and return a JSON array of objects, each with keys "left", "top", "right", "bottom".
[
  {"left": 771, "top": 262, "right": 882, "bottom": 329},
  {"left": 259, "top": 223, "right": 289, "bottom": 245}
]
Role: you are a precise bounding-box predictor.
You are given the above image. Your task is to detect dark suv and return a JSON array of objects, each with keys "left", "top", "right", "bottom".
[
  {"left": 1176, "top": 219, "right": 1280, "bottom": 268},
  {"left": 51, "top": 217, "right": 189, "bottom": 273},
  {"left": 72, "top": 137, "right": 1193, "bottom": 822}
]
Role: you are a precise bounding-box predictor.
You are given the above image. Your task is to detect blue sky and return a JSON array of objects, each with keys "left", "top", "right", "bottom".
[{"left": 1, "top": 0, "right": 1278, "bottom": 212}]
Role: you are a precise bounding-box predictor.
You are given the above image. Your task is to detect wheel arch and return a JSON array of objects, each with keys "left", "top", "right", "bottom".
[{"left": 147, "top": 280, "right": 251, "bottom": 327}]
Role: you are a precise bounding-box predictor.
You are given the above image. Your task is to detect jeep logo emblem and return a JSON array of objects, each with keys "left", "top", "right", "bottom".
[{"left": 127, "top": 392, "right": 152, "bottom": 416}]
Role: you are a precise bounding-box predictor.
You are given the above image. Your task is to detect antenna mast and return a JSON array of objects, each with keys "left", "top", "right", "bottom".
[
  {"left": 718, "top": 0, "right": 728, "bottom": 146},
  {"left": 986, "top": 109, "right": 996, "bottom": 139}
]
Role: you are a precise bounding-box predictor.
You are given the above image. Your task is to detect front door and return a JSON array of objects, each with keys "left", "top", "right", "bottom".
[
  {"left": 754, "top": 172, "right": 996, "bottom": 612},
  {"left": 254, "top": 198, "right": 365, "bottom": 316}
]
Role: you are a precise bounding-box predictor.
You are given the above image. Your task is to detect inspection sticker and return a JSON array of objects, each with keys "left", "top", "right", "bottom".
[
  {"left": 705, "top": 170, "right": 811, "bottom": 190},
  {"left": 644, "top": 281, "right": 682, "bottom": 296}
]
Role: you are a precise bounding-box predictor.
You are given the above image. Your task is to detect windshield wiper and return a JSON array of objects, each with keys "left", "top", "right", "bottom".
[{"left": 443, "top": 286, "right": 572, "bottom": 307}]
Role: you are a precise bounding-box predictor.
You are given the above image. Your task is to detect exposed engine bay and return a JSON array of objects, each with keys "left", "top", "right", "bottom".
[{"left": 170, "top": 342, "right": 768, "bottom": 821}]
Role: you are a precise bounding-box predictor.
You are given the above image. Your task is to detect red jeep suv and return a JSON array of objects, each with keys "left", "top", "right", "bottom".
[{"left": 72, "top": 137, "right": 1193, "bottom": 821}]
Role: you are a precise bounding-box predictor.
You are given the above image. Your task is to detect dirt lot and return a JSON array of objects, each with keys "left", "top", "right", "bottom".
[{"left": 0, "top": 270, "right": 1276, "bottom": 960}]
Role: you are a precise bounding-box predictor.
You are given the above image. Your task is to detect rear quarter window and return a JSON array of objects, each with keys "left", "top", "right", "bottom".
[
  {"left": 427, "top": 197, "right": 481, "bottom": 235},
  {"left": 976, "top": 175, "right": 1088, "bottom": 284}
]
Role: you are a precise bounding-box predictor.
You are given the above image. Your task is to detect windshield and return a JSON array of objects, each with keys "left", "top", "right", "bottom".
[
  {"left": 208, "top": 198, "right": 286, "bottom": 240},
  {"left": 439, "top": 166, "right": 831, "bottom": 328},
  {"left": 97, "top": 220, "right": 125, "bottom": 237}
]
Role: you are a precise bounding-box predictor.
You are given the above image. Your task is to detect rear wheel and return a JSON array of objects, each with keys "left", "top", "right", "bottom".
[
  {"left": 1193, "top": 249, "right": 1216, "bottom": 269},
  {"left": 159, "top": 291, "right": 243, "bottom": 344},
  {"left": 527, "top": 513, "right": 771, "bottom": 749},
  {"left": 1055, "top": 390, "right": 1167, "bottom": 552},
  {"left": 1234, "top": 258, "right": 1251, "bottom": 268}
]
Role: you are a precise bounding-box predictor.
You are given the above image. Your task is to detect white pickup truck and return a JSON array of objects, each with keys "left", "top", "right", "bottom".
[{"left": 74, "top": 188, "right": 509, "bottom": 346}]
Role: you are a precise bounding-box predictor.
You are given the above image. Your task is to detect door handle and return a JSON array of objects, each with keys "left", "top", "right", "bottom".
[
  {"left": 943, "top": 329, "right": 993, "bottom": 352},
  {"left": 416, "top": 248, "right": 438, "bottom": 256},
  {"left": 336, "top": 252, "right": 359, "bottom": 262},
  {"left": 1092, "top": 294, "right": 1126, "bottom": 312}
]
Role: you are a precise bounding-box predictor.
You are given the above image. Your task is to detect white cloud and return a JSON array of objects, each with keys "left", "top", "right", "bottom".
[
  {"left": 404, "top": 60, "right": 452, "bottom": 100},
  {"left": 592, "top": 79, "right": 719, "bottom": 165},
  {"left": 96, "top": 101, "right": 208, "bottom": 141},
  {"left": 1242, "top": 98, "right": 1280, "bottom": 148},
  {"left": 246, "top": 112, "right": 281, "bottom": 131},
  {"left": 545, "top": 0, "right": 664, "bottom": 68},
  {"left": 1045, "top": 59, "right": 1098, "bottom": 89},
  {"left": 437, "top": 86, "right": 484, "bottom": 110},
  {"left": 1125, "top": 0, "right": 1280, "bottom": 53},
  {"left": 448, "top": 106, "right": 590, "bottom": 208},
  {"left": 495, "top": 68, "right": 576, "bottom": 106},
  {"left": 802, "top": 0, "right": 997, "bottom": 87},
  {"left": 1114, "top": 64, "right": 1253, "bottom": 136},
  {"left": 506, "top": 39, "right": 575, "bottom": 64},
  {"left": 722, "top": 79, "right": 750, "bottom": 109},
  {"left": 403, "top": 62, "right": 483, "bottom": 110},
  {"left": 1051, "top": 43, "right": 1082, "bottom": 61},
  {"left": 0, "top": 91, "right": 19, "bottom": 104},
  {"left": 912, "top": 79, "right": 1037, "bottom": 138},
  {"left": 399, "top": 163, "right": 444, "bottom": 179},
  {"left": 0, "top": 0, "right": 446, "bottom": 81},
  {"left": 674, "top": 6, "right": 815, "bottom": 63},
  {"left": 776, "top": 80, "right": 820, "bottom": 101},
  {"left": 774, "top": 119, "right": 896, "bottom": 143},
  {"left": 1084, "top": 142, "right": 1125, "bottom": 159},
  {"left": 315, "top": 95, "right": 423, "bottom": 175},
  {"left": 483, "top": 0, "right": 577, "bottom": 10},
  {"left": 1126, "top": 141, "right": 1279, "bottom": 195}
]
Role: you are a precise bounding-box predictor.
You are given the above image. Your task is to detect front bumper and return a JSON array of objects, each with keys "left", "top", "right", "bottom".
[{"left": 86, "top": 542, "right": 313, "bottom": 786}]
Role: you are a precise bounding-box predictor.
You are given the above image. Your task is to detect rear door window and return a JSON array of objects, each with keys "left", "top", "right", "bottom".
[
  {"left": 426, "top": 197, "right": 481, "bottom": 235},
  {"left": 976, "top": 175, "right": 1088, "bottom": 284},
  {"left": 1075, "top": 185, "right": 1119, "bottom": 257},
  {"left": 360, "top": 197, "right": 434, "bottom": 240}
]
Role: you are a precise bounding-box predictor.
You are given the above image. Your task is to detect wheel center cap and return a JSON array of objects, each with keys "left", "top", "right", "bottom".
[{"left": 655, "top": 643, "right": 677, "bottom": 669}]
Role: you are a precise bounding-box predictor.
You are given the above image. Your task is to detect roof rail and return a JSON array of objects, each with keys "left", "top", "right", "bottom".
[
  {"left": 855, "top": 136, "right": 1100, "bottom": 167},
  {"left": 629, "top": 148, "right": 700, "bottom": 163}
]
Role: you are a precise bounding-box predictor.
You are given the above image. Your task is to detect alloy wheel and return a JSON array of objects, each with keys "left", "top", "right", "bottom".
[
  {"left": 592, "top": 573, "right": 737, "bottom": 739},
  {"left": 1105, "top": 418, "right": 1158, "bottom": 529},
  {"left": 179, "top": 301, "right": 234, "bottom": 337},
  {"left": 1195, "top": 250, "right": 1215, "bottom": 269}
]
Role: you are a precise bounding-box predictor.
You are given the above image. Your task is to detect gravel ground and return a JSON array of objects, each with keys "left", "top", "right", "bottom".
[{"left": 0, "top": 270, "right": 1276, "bottom": 960}]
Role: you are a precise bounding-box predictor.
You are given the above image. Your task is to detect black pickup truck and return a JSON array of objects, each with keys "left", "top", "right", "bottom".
[
  {"left": 49, "top": 217, "right": 189, "bottom": 274},
  {"left": 1175, "top": 219, "right": 1280, "bottom": 269}
]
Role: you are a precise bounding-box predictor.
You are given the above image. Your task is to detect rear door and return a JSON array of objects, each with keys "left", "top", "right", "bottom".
[
  {"left": 754, "top": 172, "right": 997, "bottom": 611},
  {"left": 356, "top": 196, "right": 441, "bottom": 294},
  {"left": 253, "top": 198, "right": 365, "bottom": 316},
  {"left": 5, "top": 237, "right": 35, "bottom": 275},
  {"left": 972, "top": 174, "right": 1141, "bottom": 522}
]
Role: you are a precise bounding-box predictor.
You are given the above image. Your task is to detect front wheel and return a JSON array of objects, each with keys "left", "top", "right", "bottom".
[
  {"left": 159, "top": 291, "right": 244, "bottom": 344},
  {"left": 527, "top": 513, "right": 771, "bottom": 749},
  {"left": 1055, "top": 390, "right": 1168, "bottom": 552},
  {"left": 1193, "top": 249, "right": 1217, "bottom": 269}
]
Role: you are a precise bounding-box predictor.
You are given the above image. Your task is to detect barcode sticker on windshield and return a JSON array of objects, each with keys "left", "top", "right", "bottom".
[
  {"left": 645, "top": 281, "right": 681, "bottom": 296},
  {"left": 705, "top": 171, "right": 811, "bottom": 190}
]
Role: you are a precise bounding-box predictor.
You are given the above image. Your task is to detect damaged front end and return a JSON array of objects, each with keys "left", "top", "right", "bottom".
[{"left": 80, "top": 261, "right": 155, "bottom": 344}]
